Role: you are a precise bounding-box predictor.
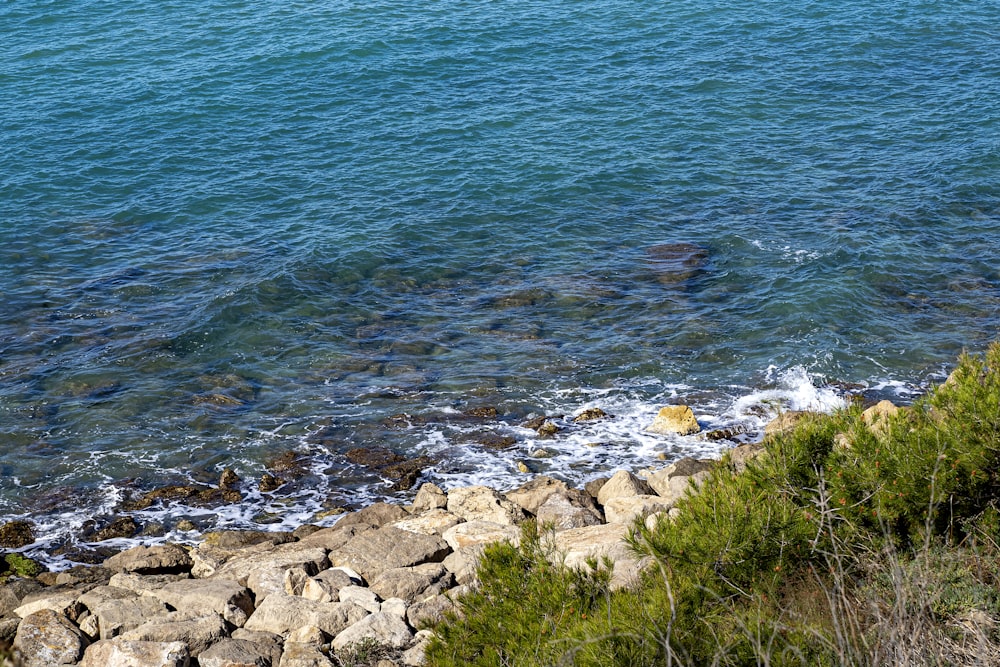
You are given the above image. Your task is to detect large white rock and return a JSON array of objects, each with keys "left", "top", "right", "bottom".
[
  {"left": 392, "top": 509, "right": 464, "bottom": 536},
  {"left": 646, "top": 405, "right": 700, "bottom": 436},
  {"left": 596, "top": 470, "right": 653, "bottom": 506},
  {"left": 149, "top": 578, "right": 255, "bottom": 628},
  {"left": 79, "top": 639, "right": 189, "bottom": 667},
  {"left": 14, "top": 609, "right": 87, "bottom": 666},
  {"left": 119, "top": 610, "right": 227, "bottom": 657},
  {"left": 446, "top": 485, "right": 527, "bottom": 525},
  {"left": 77, "top": 585, "right": 170, "bottom": 639},
  {"left": 545, "top": 523, "right": 645, "bottom": 590},
  {"left": 331, "top": 611, "right": 413, "bottom": 652},
  {"left": 442, "top": 521, "right": 520, "bottom": 551},
  {"left": 602, "top": 495, "right": 673, "bottom": 525},
  {"left": 329, "top": 526, "right": 450, "bottom": 581},
  {"left": 244, "top": 594, "right": 368, "bottom": 637}
]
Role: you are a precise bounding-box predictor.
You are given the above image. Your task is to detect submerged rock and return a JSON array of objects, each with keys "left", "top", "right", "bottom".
[
  {"left": 644, "top": 242, "right": 710, "bottom": 285},
  {"left": 0, "top": 520, "right": 35, "bottom": 548}
]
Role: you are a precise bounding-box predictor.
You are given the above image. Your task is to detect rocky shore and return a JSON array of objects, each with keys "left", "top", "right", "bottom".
[{"left": 0, "top": 402, "right": 846, "bottom": 667}]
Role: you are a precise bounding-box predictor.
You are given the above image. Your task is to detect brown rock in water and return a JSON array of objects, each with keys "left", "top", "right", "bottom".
[
  {"left": 462, "top": 406, "right": 498, "bottom": 420},
  {"left": 219, "top": 468, "right": 240, "bottom": 491},
  {"left": 470, "top": 432, "right": 517, "bottom": 451},
  {"left": 265, "top": 450, "right": 311, "bottom": 479},
  {"left": 573, "top": 407, "right": 609, "bottom": 423},
  {"left": 645, "top": 242, "right": 709, "bottom": 285},
  {"left": 346, "top": 446, "right": 405, "bottom": 468},
  {"left": 0, "top": 520, "right": 35, "bottom": 548},
  {"left": 383, "top": 456, "right": 435, "bottom": 491},
  {"left": 259, "top": 473, "right": 284, "bottom": 492},
  {"left": 646, "top": 405, "right": 700, "bottom": 436},
  {"left": 84, "top": 515, "right": 140, "bottom": 542}
]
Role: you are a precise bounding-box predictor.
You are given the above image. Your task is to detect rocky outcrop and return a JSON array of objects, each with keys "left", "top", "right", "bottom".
[{"left": 646, "top": 405, "right": 701, "bottom": 435}]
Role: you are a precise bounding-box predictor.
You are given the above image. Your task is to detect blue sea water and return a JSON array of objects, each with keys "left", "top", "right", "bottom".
[{"left": 1, "top": 0, "right": 999, "bottom": 560}]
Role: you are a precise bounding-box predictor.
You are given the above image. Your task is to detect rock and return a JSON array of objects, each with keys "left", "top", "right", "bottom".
[
  {"left": 596, "top": 470, "right": 654, "bottom": 506},
  {"left": 603, "top": 495, "right": 673, "bottom": 525},
  {"left": 287, "top": 625, "right": 325, "bottom": 646},
  {"left": 300, "top": 569, "right": 357, "bottom": 603},
  {"left": 407, "top": 594, "right": 458, "bottom": 629},
  {"left": 199, "top": 638, "right": 273, "bottom": 667},
  {"left": 331, "top": 612, "right": 413, "bottom": 652},
  {"left": 220, "top": 469, "right": 240, "bottom": 491},
  {"left": 297, "top": 522, "right": 374, "bottom": 552},
  {"left": 120, "top": 610, "right": 228, "bottom": 656},
  {"left": 545, "top": 523, "right": 644, "bottom": 590},
  {"left": 106, "top": 572, "right": 186, "bottom": 595},
  {"left": 201, "top": 531, "right": 296, "bottom": 550},
  {"left": 278, "top": 642, "right": 335, "bottom": 667},
  {"left": 368, "top": 564, "right": 453, "bottom": 604},
  {"left": 646, "top": 457, "right": 715, "bottom": 503},
  {"left": 862, "top": 400, "right": 900, "bottom": 437},
  {"left": 646, "top": 405, "right": 700, "bottom": 436},
  {"left": 231, "top": 629, "right": 284, "bottom": 665},
  {"left": 84, "top": 515, "right": 140, "bottom": 542},
  {"left": 535, "top": 420, "right": 560, "bottom": 437},
  {"left": 284, "top": 567, "right": 311, "bottom": 596},
  {"left": 0, "top": 520, "right": 35, "bottom": 548},
  {"left": 446, "top": 486, "right": 527, "bottom": 525},
  {"left": 441, "top": 549, "right": 480, "bottom": 587},
  {"left": 573, "top": 408, "right": 608, "bottom": 422},
  {"left": 210, "top": 545, "right": 330, "bottom": 598},
  {"left": 380, "top": 597, "right": 408, "bottom": 617},
  {"left": 103, "top": 544, "right": 193, "bottom": 575},
  {"left": 503, "top": 476, "right": 570, "bottom": 515},
  {"left": 244, "top": 595, "right": 368, "bottom": 637},
  {"left": 392, "top": 509, "right": 464, "bottom": 537},
  {"left": 0, "top": 578, "right": 43, "bottom": 617},
  {"left": 259, "top": 473, "right": 285, "bottom": 493},
  {"left": 644, "top": 242, "right": 709, "bottom": 284},
  {"left": 79, "top": 639, "right": 189, "bottom": 667},
  {"left": 409, "top": 484, "right": 448, "bottom": 513},
  {"left": 727, "top": 443, "right": 767, "bottom": 472},
  {"left": 441, "top": 521, "right": 520, "bottom": 551},
  {"left": 330, "top": 526, "right": 450, "bottom": 581},
  {"left": 339, "top": 585, "right": 382, "bottom": 613},
  {"left": 150, "top": 578, "right": 255, "bottom": 627},
  {"left": 583, "top": 477, "right": 609, "bottom": 500},
  {"left": 402, "top": 629, "right": 434, "bottom": 666},
  {"left": 535, "top": 493, "right": 604, "bottom": 530},
  {"left": 77, "top": 585, "right": 171, "bottom": 639},
  {"left": 13, "top": 608, "right": 88, "bottom": 666},
  {"left": 15, "top": 590, "right": 83, "bottom": 619},
  {"left": 763, "top": 411, "right": 812, "bottom": 439}
]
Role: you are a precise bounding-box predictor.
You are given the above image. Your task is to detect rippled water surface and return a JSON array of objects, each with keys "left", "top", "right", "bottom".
[{"left": 2, "top": 0, "right": 999, "bottom": 560}]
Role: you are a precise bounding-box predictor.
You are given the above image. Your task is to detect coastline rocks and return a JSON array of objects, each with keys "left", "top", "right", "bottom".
[
  {"left": 0, "top": 520, "right": 36, "bottom": 548},
  {"left": 149, "top": 579, "right": 255, "bottom": 628},
  {"left": 596, "top": 471, "right": 654, "bottom": 506},
  {"left": 80, "top": 639, "right": 189, "bottom": 667},
  {"left": 446, "top": 486, "right": 527, "bottom": 525},
  {"left": 763, "top": 411, "right": 812, "bottom": 439},
  {"left": 602, "top": 495, "right": 673, "bottom": 525},
  {"left": 331, "top": 611, "right": 413, "bottom": 652},
  {"left": 645, "top": 457, "right": 714, "bottom": 504},
  {"left": 14, "top": 608, "right": 88, "bottom": 666},
  {"left": 329, "top": 526, "right": 449, "bottom": 581},
  {"left": 646, "top": 405, "right": 700, "bottom": 436},
  {"left": 103, "top": 544, "right": 193, "bottom": 575},
  {"left": 862, "top": 400, "right": 900, "bottom": 438}
]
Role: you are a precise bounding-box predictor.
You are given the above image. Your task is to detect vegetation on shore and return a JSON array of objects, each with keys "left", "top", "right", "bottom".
[{"left": 425, "top": 344, "right": 1000, "bottom": 666}]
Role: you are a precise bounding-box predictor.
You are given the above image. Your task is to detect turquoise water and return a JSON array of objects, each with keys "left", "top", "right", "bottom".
[{"left": 2, "top": 0, "right": 999, "bottom": 559}]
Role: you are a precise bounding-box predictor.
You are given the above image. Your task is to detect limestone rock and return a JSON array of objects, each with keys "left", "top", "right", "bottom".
[
  {"left": 596, "top": 470, "right": 653, "bottom": 506},
  {"left": 646, "top": 457, "right": 714, "bottom": 503},
  {"left": 120, "top": 610, "right": 228, "bottom": 656},
  {"left": 368, "top": 563, "right": 454, "bottom": 604},
  {"left": 442, "top": 521, "right": 520, "bottom": 551},
  {"left": 199, "top": 638, "right": 273, "bottom": 667},
  {"left": 380, "top": 597, "right": 408, "bottom": 617},
  {"left": 441, "top": 548, "right": 481, "bottom": 586},
  {"left": 13, "top": 608, "right": 87, "bottom": 666},
  {"left": 244, "top": 595, "right": 368, "bottom": 637},
  {"left": 338, "top": 585, "right": 382, "bottom": 613},
  {"left": 546, "top": 523, "right": 644, "bottom": 590},
  {"left": 0, "top": 520, "right": 35, "bottom": 548},
  {"left": 603, "top": 495, "right": 673, "bottom": 525},
  {"left": 503, "top": 476, "right": 570, "bottom": 515},
  {"left": 763, "top": 411, "right": 812, "bottom": 439},
  {"left": 727, "top": 442, "right": 767, "bottom": 472},
  {"left": 862, "top": 400, "right": 900, "bottom": 437},
  {"left": 409, "top": 483, "right": 448, "bottom": 513},
  {"left": 14, "top": 590, "right": 82, "bottom": 619},
  {"left": 330, "top": 526, "right": 450, "bottom": 581},
  {"left": 646, "top": 405, "right": 700, "bottom": 436},
  {"left": 150, "top": 578, "right": 255, "bottom": 628},
  {"left": 287, "top": 625, "right": 325, "bottom": 646},
  {"left": 535, "top": 493, "right": 604, "bottom": 530},
  {"left": 230, "top": 629, "right": 284, "bottom": 665},
  {"left": 407, "top": 593, "right": 461, "bottom": 629},
  {"left": 331, "top": 611, "right": 413, "bottom": 652},
  {"left": 209, "top": 545, "right": 329, "bottom": 597},
  {"left": 335, "top": 503, "right": 410, "bottom": 531},
  {"left": 446, "top": 485, "right": 527, "bottom": 525},
  {"left": 107, "top": 572, "right": 189, "bottom": 595},
  {"left": 278, "top": 642, "right": 335, "bottom": 667},
  {"left": 79, "top": 639, "right": 189, "bottom": 667},
  {"left": 0, "top": 578, "right": 43, "bottom": 617},
  {"left": 103, "top": 544, "right": 193, "bottom": 575},
  {"left": 392, "top": 509, "right": 464, "bottom": 536},
  {"left": 300, "top": 569, "right": 356, "bottom": 603},
  {"left": 77, "top": 585, "right": 170, "bottom": 639},
  {"left": 402, "top": 629, "right": 434, "bottom": 666}
]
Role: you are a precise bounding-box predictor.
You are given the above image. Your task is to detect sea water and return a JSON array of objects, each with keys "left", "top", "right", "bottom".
[{"left": 1, "top": 0, "right": 998, "bottom": 563}]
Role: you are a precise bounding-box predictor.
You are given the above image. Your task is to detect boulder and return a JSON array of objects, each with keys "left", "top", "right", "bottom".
[
  {"left": 0, "top": 520, "right": 35, "bottom": 548},
  {"left": 596, "top": 470, "right": 653, "bottom": 506},
  {"left": 338, "top": 585, "right": 381, "bottom": 613},
  {"left": 198, "top": 638, "right": 273, "bottom": 667},
  {"left": 646, "top": 405, "right": 700, "bottom": 436},
  {"left": 392, "top": 509, "right": 464, "bottom": 536},
  {"left": 286, "top": 625, "right": 325, "bottom": 646},
  {"left": 602, "top": 495, "right": 673, "bottom": 525},
  {"left": 763, "top": 411, "right": 812, "bottom": 439},
  {"left": 331, "top": 611, "right": 413, "bottom": 652},
  {"left": 545, "top": 523, "right": 644, "bottom": 590},
  {"left": 862, "top": 400, "right": 900, "bottom": 437},
  {"left": 14, "top": 590, "right": 82, "bottom": 619},
  {"left": 107, "top": 572, "right": 189, "bottom": 594},
  {"left": 300, "top": 569, "right": 356, "bottom": 603},
  {"left": 77, "top": 585, "right": 171, "bottom": 639},
  {"left": 209, "top": 545, "right": 329, "bottom": 598},
  {"left": 503, "top": 476, "right": 570, "bottom": 515},
  {"left": 103, "top": 544, "right": 193, "bottom": 575},
  {"left": 277, "top": 642, "right": 335, "bottom": 667},
  {"left": 403, "top": 629, "right": 434, "bottom": 666},
  {"left": 407, "top": 593, "right": 458, "bottom": 629},
  {"left": 120, "top": 610, "right": 228, "bottom": 656},
  {"left": 446, "top": 485, "right": 527, "bottom": 525},
  {"left": 79, "top": 639, "right": 189, "bottom": 667},
  {"left": 13, "top": 608, "right": 88, "bottom": 666},
  {"left": 329, "top": 526, "right": 449, "bottom": 581},
  {"left": 441, "top": 548, "right": 481, "bottom": 586},
  {"left": 409, "top": 483, "right": 449, "bottom": 513},
  {"left": 334, "top": 502, "right": 410, "bottom": 531},
  {"left": 201, "top": 531, "right": 296, "bottom": 550},
  {"left": 645, "top": 457, "right": 715, "bottom": 503},
  {"left": 230, "top": 629, "right": 284, "bottom": 665},
  {"left": 442, "top": 521, "right": 520, "bottom": 551},
  {"left": 243, "top": 595, "right": 368, "bottom": 637},
  {"left": 727, "top": 443, "right": 767, "bottom": 472},
  {"left": 380, "top": 597, "right": 408, "bottom": 617},
  {"left": 535, "top": 493, "right": 604, "bottom": 530},
  {"left": 149, "top": 578, "right": 255, "bottom": 627},
  {"left": 368, "top": 563, "right": 454, "bottom": 604},
  {"left": 573, "top": 407, "right": 608, "bottom": 423}
]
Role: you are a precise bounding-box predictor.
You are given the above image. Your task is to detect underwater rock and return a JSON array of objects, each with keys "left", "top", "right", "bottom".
[
  {"left": 346, "top": 447, "right": 405, "bottom": 468},
  {"left": 258, "top": 473, "right": 285, "bottom": 493},
  {"left": 644, "top": 242, "right": 710, "bottom": 285},
  {"left": 573, "top": 407, "right": 609, "bottom": 422}
]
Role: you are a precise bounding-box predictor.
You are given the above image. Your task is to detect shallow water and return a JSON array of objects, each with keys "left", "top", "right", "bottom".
[{"left": 1, "top": 0, "right": 998, "bottom": 563}]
